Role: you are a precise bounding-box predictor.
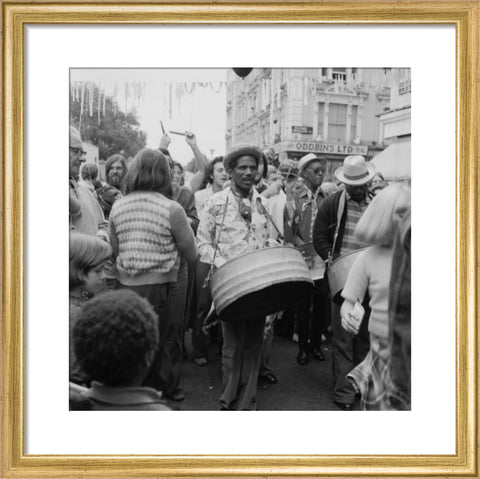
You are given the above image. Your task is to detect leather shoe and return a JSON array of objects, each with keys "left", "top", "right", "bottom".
[
  {"left": 166, "top": 390, "right": 185, "bottom": 402},
  {"left": 259, "top": 372, "right": 278, "bottom": 385},
  {"left": 193, "top": 357, "right": 207, "bottom": 367},
  {"left": 334, "top": 401, "right": 353, "bottom": 411},
  {"left": 312, "top": 348, "right": 325, "bottom": 361},
  {"left": 297, "top": 351, "right": 310, "bottom": 365}
]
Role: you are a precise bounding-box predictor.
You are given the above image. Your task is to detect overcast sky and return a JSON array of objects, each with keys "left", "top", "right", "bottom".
[{"left": 71, "top": 68, "right": 227, "bottom": 164}]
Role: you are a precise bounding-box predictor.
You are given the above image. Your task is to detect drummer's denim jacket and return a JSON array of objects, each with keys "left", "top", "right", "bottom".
[{"left": 196, "top": 186, "right": 270, "bottom": 267}]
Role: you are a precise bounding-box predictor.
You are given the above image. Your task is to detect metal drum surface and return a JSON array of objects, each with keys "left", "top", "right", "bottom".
[
  {"left": 211, "top": 246, "right": 313, "bottom": 322},
  {"left": 297, "top": 242, "right": 326, "bottom": 281},
  {"left": 327, "top": 248, "right": 367, "bottom": 298}
]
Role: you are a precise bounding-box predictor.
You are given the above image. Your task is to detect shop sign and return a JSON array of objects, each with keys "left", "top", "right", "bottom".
[
  {"left": 292, "top": 126, "right": 313, "bottom": 134},
  {"left": 273, "top": 141, "right": 368, "bottom": 156}
]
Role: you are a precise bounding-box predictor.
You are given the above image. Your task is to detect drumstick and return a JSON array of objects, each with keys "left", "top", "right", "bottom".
[
  {"left": 160, "top": 121, "right": 165, "bottom": 134},
  {"left": 169, "top": 130, "right": 185, "bottom": 136}
]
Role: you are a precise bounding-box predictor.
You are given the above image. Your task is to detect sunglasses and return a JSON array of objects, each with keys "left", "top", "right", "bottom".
[{"left": 306, "top": 167, "right": 326, "bottom": 176}]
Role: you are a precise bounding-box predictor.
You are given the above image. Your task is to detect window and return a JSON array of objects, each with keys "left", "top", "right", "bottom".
[
  {"left": 399, "top": 79, "right": 411, "bottom": 95},
  {"left": 328, "top": 103, "right": 347, "bottom": 142},
  {"left": 332, "top": 68, "right": 347, "bottom": 81},
  {"left": 317, "top": 103, "right": 325, "bottom": 137},
  {"left": 350, "top": 105, "right": 358, "bottom": 140}
]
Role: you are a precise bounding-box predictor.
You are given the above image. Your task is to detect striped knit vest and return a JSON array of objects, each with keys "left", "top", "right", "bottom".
[{"left": 110, "top": 192, "right": 179, "bottom": 277}]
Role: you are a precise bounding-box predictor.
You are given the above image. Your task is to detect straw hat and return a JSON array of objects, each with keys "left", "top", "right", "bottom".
[
  {"left": 223, "top": 144, "right": 263, "bottom": 171},
  {"left": 298, "top": 153, "right": 327, "bottom": 172},
  {"left": 334, "top": 155, "right": 376, "bottom": 185}
]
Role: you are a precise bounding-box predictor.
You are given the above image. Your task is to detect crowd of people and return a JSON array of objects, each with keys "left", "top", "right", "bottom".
[{"left": 69, "top": 125, "right": 411, "bottom": 411}]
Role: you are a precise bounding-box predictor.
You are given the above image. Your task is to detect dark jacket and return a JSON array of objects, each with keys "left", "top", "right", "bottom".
[
  {"left": 284, "top": 185, "right": 325, "bottom": 246},
  {"left": 312, "top": 190, "right": 347, "bottom": 261},
  {"left": 173, "top": 185, "right": 200, "bottom": 234}
]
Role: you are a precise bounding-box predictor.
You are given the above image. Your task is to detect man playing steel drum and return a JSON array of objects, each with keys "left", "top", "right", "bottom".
[{"left": 196, "top": 144, "right": 272, "bottom": 410}]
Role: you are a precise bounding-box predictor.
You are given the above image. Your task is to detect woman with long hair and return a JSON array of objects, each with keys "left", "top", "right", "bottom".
[
  {"left": 340, "top": 183, "right": 411, "bottom": 410},
  {"left": 109, "top": 148, "right": 197, "bottom": 400}
]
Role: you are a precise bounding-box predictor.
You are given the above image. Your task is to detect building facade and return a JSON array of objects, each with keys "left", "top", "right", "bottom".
[
  {"left": 226, "top": 68, "right": 401, "bottom": 179},
  {"left": 373, "top": 68, "right": 411, "bottom": 181}
]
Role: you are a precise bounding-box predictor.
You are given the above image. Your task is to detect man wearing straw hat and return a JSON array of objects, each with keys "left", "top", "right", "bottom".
[
  {"left": 285, "top": 153, "right": 329, "bottom": 366},
  {"left": 197, "top": 144, "right": 271, "bottom": 410},
  {"left": 313, "top": 155, "right": 375, "bottom": 410}
]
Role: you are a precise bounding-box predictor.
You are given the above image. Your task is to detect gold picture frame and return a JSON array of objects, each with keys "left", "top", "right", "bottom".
[{"left": 1, "top": 1, "right": 478, "bottom": 477}]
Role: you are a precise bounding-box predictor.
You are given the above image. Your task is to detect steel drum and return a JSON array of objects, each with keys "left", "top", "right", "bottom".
[
  {"left": 211, "top": 245, "right": 313, "bottom": 322},
  {"left": 297, "top": 242, "right": 326, "bottom": 281},
  {"left": 327, "top": 248, "right": 367, "bottom": 298}
]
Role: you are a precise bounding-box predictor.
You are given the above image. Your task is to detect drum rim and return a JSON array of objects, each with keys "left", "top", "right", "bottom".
[
  {"left": 213, "top": 277, "right": 313, "bottom": 315},
  {"left": 211, "top": 244, "right": 299, "bottom": 273},
  {"left": 330, "top": 246, "right": 368, "bottom": 265}
]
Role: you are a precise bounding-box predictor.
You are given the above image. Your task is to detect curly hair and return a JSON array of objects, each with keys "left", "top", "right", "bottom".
[{"left": 73, "top": 289, "right": 159, "bottom": 386}]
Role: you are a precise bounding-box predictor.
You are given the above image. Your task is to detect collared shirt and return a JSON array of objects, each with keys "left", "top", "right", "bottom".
[
  {"left": 286, "top": 184, "right": 326, "bottom": 279},
  {"left": 194, "top": 183, "right": 213, "bottom": 216},
  {"left": 197, "top": 186, "right": 270, "bottom": 266},
  {"left": 340, "top": 192, "right": 370, "bottom": 255},
  {"left": 69, "top": 179, "right": 109, "bottom": 240}
]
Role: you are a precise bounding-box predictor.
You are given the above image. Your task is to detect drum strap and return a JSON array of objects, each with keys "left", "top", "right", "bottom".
[
  {"left": 255, "top": 198, "right": 284, "bottom": 242},
  {"left": 203, "top": 189, "right": 231, "bottom": 288},
  {"left": 330, "top": 190, "right": 346, "bottom": 262}
]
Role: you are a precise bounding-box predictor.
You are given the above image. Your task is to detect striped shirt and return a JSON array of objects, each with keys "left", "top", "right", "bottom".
[
  {"left": 109, "top": 192, "right": 179, "bottom": 281},
  {"left": 340, "top": 194, "right": 369, "bottom": 255}
]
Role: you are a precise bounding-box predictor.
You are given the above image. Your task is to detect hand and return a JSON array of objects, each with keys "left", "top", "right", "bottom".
[
  {"left": 262, "top": 179, "right": 283, "bottom": 198},
  {"left": 185, "top": 131, "right": 197, "bottom": 146},
  {"left": 340, "top": 301, "right": 361, "bottom": 335},
  {"left": 160, "top": 133, "right": 171, "bottom": 149}
]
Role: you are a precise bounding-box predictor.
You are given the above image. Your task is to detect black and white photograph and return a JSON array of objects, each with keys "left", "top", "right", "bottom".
[{"left": 68, "top": 67, "right": 411, "bottom": 412}]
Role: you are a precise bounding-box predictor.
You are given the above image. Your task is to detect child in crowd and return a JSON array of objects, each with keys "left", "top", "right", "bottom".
[
  {"left": 340, "top": 184, "right": 411, "bottom": 410},
  {"left": 71, "top": 289, "right": 171, "bottom": 411},
  {"left": 69, "top": 232, "right": 112, "bottom": 385}
]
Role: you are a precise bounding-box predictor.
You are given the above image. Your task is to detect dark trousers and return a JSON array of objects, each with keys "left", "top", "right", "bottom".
[
  {"left": 119, "top": 282, "right": 172, "bottom": 392},
  {"left": 297, "top": 278, "right": 330, "bottom": 353},
  {"left": 163, "top": 260, "right": 188, "bottom": 396},
  {"left": 220, "top": 316, "right": 266, "bottom": 410},
  {"left": 331, "top": 297, "right": 370, "bottom": 405},
  {"left": 192, "top": 260, "right": 212, "bottom": 359}
]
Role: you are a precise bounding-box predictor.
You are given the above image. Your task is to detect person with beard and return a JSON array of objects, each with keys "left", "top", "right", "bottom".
[
  {"left": 313, "top": 155, "right": 376, "bottom": 410},
  {"left": 197, "top": 145, "right": 271, "bottom": 410},
  {"left": 69, "top": 127, "right": 108, "bottom": 241},
  {"left": 93, "top": 154, "right": 126, "bottom": 219},
  {"left": 105, "top": 154, "right": 127, "bottom": 189}
]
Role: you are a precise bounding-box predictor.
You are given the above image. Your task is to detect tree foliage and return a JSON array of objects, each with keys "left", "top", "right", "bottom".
[{"left": 70, "top": 86, "right": 147, "bottom": 160}]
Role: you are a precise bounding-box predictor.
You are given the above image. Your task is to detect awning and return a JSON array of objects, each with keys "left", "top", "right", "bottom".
[{"left": 371, "top": 137, "right": 411, "bottom": 181}]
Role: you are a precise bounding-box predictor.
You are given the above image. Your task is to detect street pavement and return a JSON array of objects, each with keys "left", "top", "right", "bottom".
[{"left": 167, "top": 331, "right": 357, "bottom": 411}]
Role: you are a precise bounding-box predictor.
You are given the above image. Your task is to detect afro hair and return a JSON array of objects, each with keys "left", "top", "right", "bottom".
[{"left": 73, "top": 289, "right": 159, "bottom": 386}]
